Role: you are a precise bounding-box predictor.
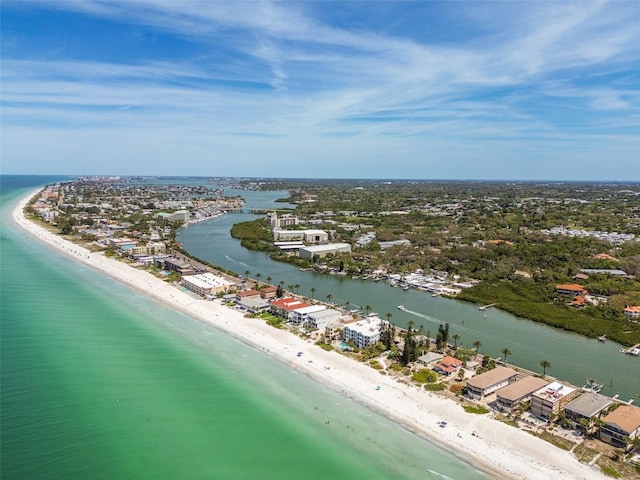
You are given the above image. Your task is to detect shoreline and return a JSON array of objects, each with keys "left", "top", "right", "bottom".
[{"left": 13, "top": 190, "right": 607, "bottom": 480}]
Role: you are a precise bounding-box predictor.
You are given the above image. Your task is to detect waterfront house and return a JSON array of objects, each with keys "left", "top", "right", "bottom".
[
  {"left": 496, "top": 376, "right": 549, "bottom": 414},
  {"left": 555, "top": 284, "right": 588, "bottom": 297},
  {"left": 270, "top": 297, "right": 310, "bottom": 321},
  {"left": 417, "top": 352, "right": 444, "bottom": 368},
  {"left": 433, "top": 356, "right": 463, "bottom": 376},
  {"left": 466, "top": 367, "right": 519, "bottom": 401},
  {"left": 260, "top": 286, "right": 278, "bottom": 299},
  {"left": 235, "top": 289, "right": 261, "bottom": 303},
  {"left": 564, "top": 392, "right": 612, "bottom": 430},
  {"left": 600, "top": 405, "right": 640, "bottom": 450},
  {"left": 530, "top": 382, "right": 578, "bottom": 421},
  {"left": 237, "top": 297, "right": 271, "bottom": 314},
  {"left": 624, "top": 306, "right": 640, "bottom": 318}
]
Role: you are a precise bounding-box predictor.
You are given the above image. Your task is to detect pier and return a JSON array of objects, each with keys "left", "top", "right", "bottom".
[{"left": 478, "top": 303, "right": 496, "bottom": 311}]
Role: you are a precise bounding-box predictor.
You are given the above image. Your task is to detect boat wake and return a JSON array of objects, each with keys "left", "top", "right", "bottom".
[{"left": 399, "top": 306, "right": 441, "bottom": 324}]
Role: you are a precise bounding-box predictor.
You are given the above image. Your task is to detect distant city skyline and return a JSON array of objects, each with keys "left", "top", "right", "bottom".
[{"left": 1, "top": 1, "right": 639, "bottom": 180}]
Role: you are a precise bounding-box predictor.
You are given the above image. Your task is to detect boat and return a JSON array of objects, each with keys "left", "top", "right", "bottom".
[
  {"left": 397, "top": 305, "right": 405, "bottom": 310},
  {"left": 598, "top": 335, "right": 607, "bottom": 342},
  {"left": 582, "top": 380, "right": 603, "bottom": 393}
]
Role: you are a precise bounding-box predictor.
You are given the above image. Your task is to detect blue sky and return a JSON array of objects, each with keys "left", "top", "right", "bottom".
[{"left": 1, "top": 1, "right": 639, "bottom": 180}]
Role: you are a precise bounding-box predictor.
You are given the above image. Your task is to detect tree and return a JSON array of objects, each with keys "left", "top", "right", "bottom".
[
  {"left": 244, "top": 270, "right": 250, "bottom": 279},
  {"left": 386, "top": 312, "right": 392, "bottom": 323},
  {"left": 501, "top": 348, "right": 512, "bottom": 363},
  {"left": 326, "top": 293, "right": 333, "bottom": 304},
  {"left": 452, "top": 334, "right": 461, "bottom": 348},
  {"left": 310, "top": 287, "right": 316, "bottom": 299},
  {"left": 364, "top": 305, "right": 372, "bottom": 316},
  {"left": 267, "top": 276, "right": 272, "bottom": 285},
  {"left": 540, "top": 360, "right": 551, "bottom": 376},
  {"left": 294, "top": 284, "right": 300, "bottom": 294},
  {"left": 473, "top": 340, "right": 483, "bottom": 354}
]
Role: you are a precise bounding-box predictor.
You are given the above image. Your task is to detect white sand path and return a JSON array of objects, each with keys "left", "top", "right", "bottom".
[{"left": 13, "top": 190, "right": 607, "bottom": 480}]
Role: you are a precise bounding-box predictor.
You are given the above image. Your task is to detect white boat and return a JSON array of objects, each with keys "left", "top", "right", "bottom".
[
  {"left": 582, "top": 380, "right": 603, "bottom": 393},
  {"left": 397, "top": 305, "right": 405, "bottom": 310},
  {"left": 598, "top": 335, "right": 607, "bottom": 342}
]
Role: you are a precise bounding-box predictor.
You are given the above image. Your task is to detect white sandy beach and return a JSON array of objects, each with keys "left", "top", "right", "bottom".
[{"left": 13, "top": 191, "right": 607, "bottom": 480}]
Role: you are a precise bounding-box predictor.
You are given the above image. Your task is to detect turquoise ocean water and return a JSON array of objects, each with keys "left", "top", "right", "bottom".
[{"left": 1, "top": 176, "right": 487, "bottom": 480}]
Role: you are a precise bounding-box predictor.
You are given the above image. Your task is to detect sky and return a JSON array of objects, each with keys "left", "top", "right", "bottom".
[{"left": 1, "top": 1, "right": 639, "bottom": 180}]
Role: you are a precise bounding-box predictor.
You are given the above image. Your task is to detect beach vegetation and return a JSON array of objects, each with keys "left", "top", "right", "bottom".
[
  {"left": 449, "top": 384, "right": 465, "bottom": 396},
  {"left": 411, "top": 369, "right": 438, "bottom": 383},
  {"left": 315, "top": 341, "right": 334, "bottom": 351},
  {"left": 572, "top": 444, "right": 599, "bottom": 464},
  {"left": 598, "top": 464, "right": 622, "bottom": 479},
  {"left": 527, "top": 430, "right": 576, "bottom": 451},
  {"left": 463, "top": 405, "right": 490, "bottom": 415},
  {"left": 423, "top": 382, "right": 446, "bottom": 391}
]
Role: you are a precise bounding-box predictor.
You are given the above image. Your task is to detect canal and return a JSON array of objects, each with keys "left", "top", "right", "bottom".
[{"left": 177, "top": 188, "right": 640, "bottom": 402}]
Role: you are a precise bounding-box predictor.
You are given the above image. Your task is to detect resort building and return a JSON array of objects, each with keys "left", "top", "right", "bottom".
[
  {"left": 564, "top": 392, "right": 613, "bottom": 429},
  {"left": 181, "top": 273, "right": 233, "bottom": 297},
  {"left": 299, "top": 243, "right": 351, "bottom": 259},
  {"left": 600, "top": 405, "right": 640, "bottom": 449},
  {"left": 306, "top": 308, "right": 342, "bottom": 331},
  {"left": 342, "top": 315, "right": 384, "bottom": 349},
  {"left": 530, "top": 382, "right": 578, "bottom": 420},
  {"left": 466, "top": 367, "right": 519, "bottom": 401},
  {"left": 433, "top": 356, "right": 463, "bottom": 376},
  {"left": 159, "top": 257, "right": 196, "bottom": 276},
  {"left": 555, "top": 284, "right": 588, "bottom": 297},
  {"left": 496, "top": 376, "right": 549, "bottom": 414}
]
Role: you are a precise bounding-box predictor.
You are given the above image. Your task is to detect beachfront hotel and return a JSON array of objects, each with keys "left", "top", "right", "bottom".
[
  {"left": 530, "top": 382, "right": 578, "bottom": 421},
  {"left": 342, "top": 315, "right": 384, "bottom": 349},
  {"left": 181, "top": 273, "right": 234, "bottom": 298},
  {"left": 466, "top": 366, "right": 519, "bottom": 401}
]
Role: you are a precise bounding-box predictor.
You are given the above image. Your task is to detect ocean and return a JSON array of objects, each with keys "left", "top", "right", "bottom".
[{"left": 0, "top": 176, "right": 487, "bottom": 480}]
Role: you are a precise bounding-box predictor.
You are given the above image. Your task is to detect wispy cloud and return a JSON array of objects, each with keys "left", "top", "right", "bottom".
[{"left": 1, "top": 0, "right": 639, "bottom": 179}]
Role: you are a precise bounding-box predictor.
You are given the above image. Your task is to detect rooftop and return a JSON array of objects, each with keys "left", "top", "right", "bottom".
[
  {"left": 497, "top": 376, "right": 549, "bottom": 401},
  {"left": 564, "top": 392, "right": 613, "bottom": 418},
  {"left": 532, "top": 382, "right": 577, "bottom": 401},
  {"left": 602, "top": 405, "right": 640, "bottom": 433},
  {"left": 467, "top": 366, "right": 518, "bottom": 390}
]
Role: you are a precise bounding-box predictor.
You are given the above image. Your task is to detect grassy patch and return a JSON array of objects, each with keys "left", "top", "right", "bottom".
[
  {"left": 411, "top": 369, "right": 438, "bottom": 383},
  {"left": 463, "top": 405, "right": 490, "bottom": 415},
  {"left": 316, "top": 342, "right": 334, "bottom": 351},
  {"left": 596, "top": 455, "right": 640, "bottom": 480},
  {"left": 599, "top": 465, "right": 622, "bottom": 478},
  {"left": 527, "top": 430, "right": 576, "bottom": 451},
  {"left": 494, "top": 414, "right": 519, "bottom": 428},
  {"left": 424, "top": 383, "right": 446, "bottom": 391}
]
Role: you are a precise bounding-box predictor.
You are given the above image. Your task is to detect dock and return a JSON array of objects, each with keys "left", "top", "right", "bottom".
[{"left": 620, "top": 343, "right": 640, "bottom": 356}]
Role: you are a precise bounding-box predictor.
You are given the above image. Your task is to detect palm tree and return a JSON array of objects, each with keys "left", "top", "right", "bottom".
[
  {"left": 255, "top": 272, "right": 262, "bottom": 284},
  {"left": 345, "top": 300, "right": 350, "bottom": 311},
  {"left": 364, "top": 305, "right": 372, "bottom": 316},
  {"left": 452, "top": 334, "right": 460, "bottom": 348},
  {"left": 501, "top": 348, "right": 512, "bottom": 363},
  {"left": 540, "top": 360, "right": 551, "bottom": 376},
  {"left": 294, "top": 284, "right": 300, "bottom": 294},
  {"left": 310, "top": 287, "right": 316, "bottom": 299},
  {"left": 287, "top": 284, "right": 295, "bottom": 294},
  {"left": 244, "top": 270, "right": 250, "bottom": 279},
  {"left": 473, "top": 340, "right": 482, "bottom": 354},
  {"left": 326, "top": 293, "right": 333, "bottom": 304},
  {"left": 386, "top": 312, "right": 392, "bottom": 323},
  {"left": 267, "top": 276, "right": 272, "bottom": 285}
]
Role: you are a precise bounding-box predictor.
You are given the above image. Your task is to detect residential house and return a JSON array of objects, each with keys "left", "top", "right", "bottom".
[
  {"left": 433, "top": 356, "right": 463, "bottom": 376},
  {"left": 555, "top": 284, "right": 588, "bottom": 297},
  {"left": 260, "top": 286, "right": 278, "bottom": 299},
  {"left": 417, "top": 352, "right": 444, "bottom": 368},
  {"left": 496, "top": 376, "right": 549, "bottom": 414},
  {"left": 624, "top": 306, "right": 640, "bottom": 318},
  {"left": 270, "top": 297, "right": 310, "bottom": 321},
  {"left": 530, "top": 382, "right": 578, "bottom": 420},
  {"left": 466, "top": 367, "right": 519, "bottom": 401},
  {"left": 600, "top": 405, "right": 640, "bottom": 449},
  {"left": 235, "top": 289, "right": 261, "bottom": 303}
]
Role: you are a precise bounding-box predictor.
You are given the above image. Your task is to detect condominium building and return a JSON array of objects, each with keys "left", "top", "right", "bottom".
[
  {"left": 343, "top": 316, "right": 383, "bottom": 349},
  {"left": 600, "top": 405, "right": 640, "bottom": 449},
  {"left": 530, "top": 382, "right": 578, "bottom": 420},
  {"left": 181, "top": 273, "right": 233, "bottom": 297},
  {"left": 496, "top": 376, "right": 549, "bottom": 414},
  {"left": 466, "top": 367, "right": 519, "bottom": 401}
]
